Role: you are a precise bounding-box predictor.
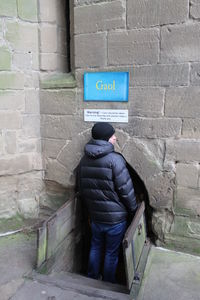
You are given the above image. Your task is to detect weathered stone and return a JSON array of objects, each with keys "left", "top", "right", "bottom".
[
  {"left": 18, "top": 139, "right": 40, "bottom": 153},
  {"left": 75, "top": 0, "right": 113, "bottom": 6},
  {"left": 170, "top": 215, "right": 200, "bottom": 240},
  {"left": 0, "top": 112, "right": 21, "bottom": 130},
  {"left": 40, "top": 90, "right": 76, "bottom": 115},
  {"left": 0, "top": 0, "right": 17, "bottom": 17},
  {"left": 182, "top": 119, "right": 200, "bottom": 138},
  {"left": 13, "top": 53, "right": 32, "bottom": 70},
  {"left": 166, "top": 140, "right": 200, "bottom": 162},
  {"left": 165, "top": 87, "right": 200, "bottom": 118},
  {"left": 0, "top": 132, "right": 3, "bottom": 154},
  {"left": 190, "top": 63, "right": 200, "bottom": 86},
  {"left": 40, "top": 73, "right": 76, "bottom": 89},
  {"left": 176, "top": 163, "right": 199, "bottom": 188},
  {"left": 17, "top": 198, "right": 39, "bottom": 218},
  {"left": 108, "top": 28, "right": 159, "bottom": 65},
  {"left": 17, "top": 0, "right": 38, "bottom": 21},
  {"left": 40, "top": 25, "right": 57, "bottom": 53},
  {"left": 190, "top": 0, "right": 200, "bottom": 18},
  {"left": 164, "top": 233, "right": 200, "bottom": 255},
  {"left": 22, "top": 115, "right": 40, "bottom": 138},
  {"left": 74, "top": 33, "right": 107, "bottom": 68},
  {"left": 5, "top": 131, "right": 17, "bottom": 154},
  {"left": 6, "top": 21, "right": 38, "bottom": 52},
  {"left": 133, "top": 64, "right": 189, "bottom": 86},
  {"left": 122, "top": 117, "right": 181, "bottom": 138},
  {"left": 74, "top": 1, "right": 125, "bottom": 34},
  {"left": 58, "top": 28, "right": 67, "bottom": 55},
  {"left": 175, "top": 187, "right": 200, "bottom": 217},
  {"left": 0, "top": 154, "right": 33, "bottom": 176},
  {"left": 0, "top": 47, "right": 11, "bottom": 70},
  {"left": 0, "top": 91, "right": 25, "bottom": 110},
  {"left": 42, "top": 139, "right": 66, "bottom": 159},
  {"left": 127, "top": 0, "right": 188, "bottom": 28},
  {"left": 16, "top": 171, "right": 44, "bottom": 199},
  {"left": 161, "top": 24, "right": 200, "bottom": 63},
  {"left": 0, "top": 72, "right": 25, "bottom": 90},
  {"left": 41, "top": 115, "right": 89, "bottom": 140},
  {"left": 25, "top": 89, "right": 40, "bottom": 114},
  {"left": 129, "top": 88, "right": 164, "bottom": 117},
  {"left": 39, "top": 0, "right": 57, "bottom": 22},
  {"left": 40, "top": 53, "right": 58, "bottom": 71}
]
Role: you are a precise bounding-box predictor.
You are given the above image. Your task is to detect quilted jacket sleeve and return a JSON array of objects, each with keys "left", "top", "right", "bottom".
[{"left": 112, "top": 154, "right": 137, "bottom": 213}]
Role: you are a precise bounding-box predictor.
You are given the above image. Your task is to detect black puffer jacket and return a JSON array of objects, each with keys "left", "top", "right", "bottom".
[{"left": 78, "top": 139, "right": 137, "bottom": 224}]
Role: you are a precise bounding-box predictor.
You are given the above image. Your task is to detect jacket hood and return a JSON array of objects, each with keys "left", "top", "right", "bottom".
[{"left": 84, "top": 139, "right": 114, "bottom": 159}]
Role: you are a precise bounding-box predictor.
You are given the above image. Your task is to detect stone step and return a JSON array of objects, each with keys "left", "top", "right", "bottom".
[{"left": 30, "top": 271, "right": 130, "bottom": 300}]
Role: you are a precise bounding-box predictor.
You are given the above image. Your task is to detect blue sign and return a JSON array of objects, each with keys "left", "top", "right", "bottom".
[{"left": 84, "top": 72, "right": 129, "bottom": 102}]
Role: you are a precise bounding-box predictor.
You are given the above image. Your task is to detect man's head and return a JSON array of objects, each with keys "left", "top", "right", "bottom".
[{"left": 92, "top": 122, "right": 116, "bottom": 144}]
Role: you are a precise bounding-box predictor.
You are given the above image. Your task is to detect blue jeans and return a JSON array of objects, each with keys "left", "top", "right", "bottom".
[{"left": 88, "top": 220, "right": 127, "bottom": 283}]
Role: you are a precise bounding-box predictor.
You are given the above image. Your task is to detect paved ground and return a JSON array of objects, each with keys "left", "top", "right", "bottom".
[{"left": 1, "top": 231, "right": 200, "bottom": 300}]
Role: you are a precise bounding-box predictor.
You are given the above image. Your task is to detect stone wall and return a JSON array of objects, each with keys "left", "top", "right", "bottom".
[{"left": 0, "top": 0, "right": 43, "bottom": 218}]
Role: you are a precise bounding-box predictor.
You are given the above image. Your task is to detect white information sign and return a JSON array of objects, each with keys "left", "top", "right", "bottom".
[{"left": 84, "top": 109, "right": 128, "bottom": 123}]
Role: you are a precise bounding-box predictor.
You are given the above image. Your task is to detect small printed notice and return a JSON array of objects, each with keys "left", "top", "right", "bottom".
[{"left": 84, "top": 109, "right": 128, "bottom": 123}]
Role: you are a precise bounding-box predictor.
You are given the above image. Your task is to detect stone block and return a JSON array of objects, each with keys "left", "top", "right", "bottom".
[
  {"left": 18, "top": 139, "right": 40, "bottom": 153},
  {"left": 190, "top": 0, "right": 200, "bottom": 18},
  {"left": 176, "top": 163, "right": 198, "bottom": 188},
  {"left": 42, "top": 139, "right": 66, "bottom": 159},
  {"left": 0, "top": 0, "right": 17, "bottom": 17},
  {"left": 0, "top": 112, "right": 21, "bottom": 129},
  {"left": 74, "top": 33, "right": 107, "bottom": 68},
  {"left": 41, "top": 115, "right": 89, "bottom": 140},
  {"left": 0, "top": 90, "right": 25, "bottom": 110},
  {"left": 175, "top": 187, "right": 200, "bottom": 217},
  {"left": 13, "top": 53, "right": 32, "bottom": 70},
  {"left": 0, "top": 72, "right": 25, "bottom": 90},
  {"left": 171, "top": 216, "right": 200, "bottom": 240},
  {"left": 124, "top": 117, "right": 181, "bottom": 138},
  {"left": 0, "top": 132, "right": 3, "bottom": 154},
  {"left": 5, "top": 131, "right": 17, "bottom": 154},
  {"left": 6, "top": 21, "right": 38, "bottom": 52},
  {"left": 182, "top": 119, "right": 200, "bottom": 138},
  {"left": 161, "top": 24, "right": 200, "bottom": 63},
  {"left": 40, "top": 90, "right": 76, "bottom": 115},
  {"left": 25, "top": 89, "right": 40, "bottom": 114},
  {"left": 17, "top": 198, "right": 39, "bottom": 218},
  {"left": 127, "top": 0, "right": 188, "bottom": 28},
  {"left": 55, "top": 0, "right": 66, "bottom": 27},
  {"left": 40, "top": 53, "right": 58, "bottom": 71},
  {"left": 190, "top": 63, "right": 200, "bottom": 86},
  {"left": 74, "top": 1, "right": 125, "bottom": 34},
  {"left": 58, "top": 28, "right": 67, "bottom": 55},
  {"left": 129, "top": 87, "right": 164, "bottom": 117},
  {"left": 75, "top": 0, "right": 111, "bottom": 6},
  {"left": 17, "top": 0, "right": 38, "bottom": 22},
  {"left": 45, "top": 158, "right": 73, "bottom": 187},
  {"left": 22, "top": 115, "right": 40, "bottom": 138},
  {"left": 133, "top": 64, "right": 189, "bottom": 86},
  {"left": 166, "top": 140, "right": 200, "bottom": 162},
  {"left": 16, "top": 171, "right": 44, "bottom": 199},
  {"left": 39, "top": 0, "right": 57, "bottom": 22},
  {"left": 108, "top": 28, "right": 159, "bottom": 65},
  {"left": 0, "top": 47, "right": 11, "bottom": 70},
  {"left": 40, "top": 25, "right": 57, "bottom": 53},
  {"left": 0, "top": 154, "right": 33, "bottom": 176},
  {"left": 165, "top": 87, "right": 200, "bottom": 118}
]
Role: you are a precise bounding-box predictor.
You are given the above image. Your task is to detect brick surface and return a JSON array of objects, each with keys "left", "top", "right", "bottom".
[
  {"left": 129, "top": 87, "right": 164, "bottom": 117},
  {"left": 165, "top": 87, "right": 200, "bottom": 118},
  {"left": 40, "top": 90, "right": 76, "bottom": 115},
  {"left": 166, "top": 140, "right": 200, "bottom": 162},
  {"left": 182, "top": 119, "right": 200, "bottom": 138},
  {"left": 132, "top": 64, "right": 189, "bottom": 86},
  {"left": 176, "top": 163, "right": 198, "bottom": 188},
  {"left": 124, "top": 117, "right": 181, "bottom": 138},
  {"left": 6, "top": 21, "right": 39, "bottom": 52},
  {"left": 108, "top": 28, "right": 159, "bottom": 65},
  {"left": 0, "top": 112, "right": 21, "bottom": 130},
  {"left": 40, "top": 25, "right": 57, "bottom": 53},
  {"left": 75, "top": 33, "right": 107, "bottom": 68},
  {"left": 127, "top": 0, "right": 188, "bottom": 28},
  {"left": 74, "top": 1, "right": 125, "bottom": 34},
  {"left": 161, "top": 24, "right": 200, "bottom": 63}
]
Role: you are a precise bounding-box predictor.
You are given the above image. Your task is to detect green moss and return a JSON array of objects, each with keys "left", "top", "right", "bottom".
[
  {"left": 0, "top": 214, "right": 25, "bottom": 233},
  {"left": 40, "top": 73, "right": 77, "bottom": 89},
  {"left": 17, "top": 0, "right": 38, "bottom": 21}
]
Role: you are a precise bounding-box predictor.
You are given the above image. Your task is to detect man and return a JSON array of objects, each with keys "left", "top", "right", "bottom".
[{"left": 77, "top": 122, "right": 137, "bottom": 283}]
